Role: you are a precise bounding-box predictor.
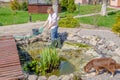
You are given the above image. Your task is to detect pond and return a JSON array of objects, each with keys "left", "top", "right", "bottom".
[
  {"left": 18, "top": 41, "right": 95, "bottom": 77},
  {"left": 46, "top": 60, "right": 75, "bottom": 76}
]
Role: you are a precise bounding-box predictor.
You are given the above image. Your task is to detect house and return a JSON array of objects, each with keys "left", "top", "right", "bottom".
[
  {"left": 74, "top": 0, "right": 88, "bottom": 4},
  {"left": 74, "top": 0, "right": 102, "bottom": 5},
  {"left": 110, "top": 0, "right": 120, "bottom": 7},
  {"left": 0, "top": 0, "right": 10, "bottom": 2},
  {"left": 28, "top": 0, "right": 61, "bottom": 13},
  {"left": 0, "top": 0, "right": 27, "bottom": 2}
]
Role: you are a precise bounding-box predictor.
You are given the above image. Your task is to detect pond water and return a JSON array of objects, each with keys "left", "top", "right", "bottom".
[
  {"left": 59, "top": 61, "right": 75, "bottom": 75},
  {"left": 46, "top": 60, "right": 75, "bottom": 76}
]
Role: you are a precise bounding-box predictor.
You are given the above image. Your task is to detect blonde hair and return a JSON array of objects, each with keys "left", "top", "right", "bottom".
[{"left": 47, "top": 7, "right": 54, "bottom": 13}]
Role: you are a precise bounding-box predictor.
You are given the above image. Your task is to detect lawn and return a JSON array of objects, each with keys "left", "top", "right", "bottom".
[
  {"left": 59, "top": 5, "right": 113, "bottom": 18},
  {"left": 0, "top": 7, "right": 48, "bottom": 26},
  {"left": 0, "top": 5, "right": 115, "bottom": 27},
  {"left": 78, "top": 11, "right": 120, "bottom": 28}
]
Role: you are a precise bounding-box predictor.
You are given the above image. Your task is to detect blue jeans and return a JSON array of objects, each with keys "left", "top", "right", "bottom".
[{"left": 51, "top": 27, "right": 58, "bottom": 41}]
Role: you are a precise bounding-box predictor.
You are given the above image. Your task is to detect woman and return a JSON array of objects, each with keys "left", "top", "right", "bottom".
[{"left": 43, "top": 7, "right": 58, "bottom": 41}]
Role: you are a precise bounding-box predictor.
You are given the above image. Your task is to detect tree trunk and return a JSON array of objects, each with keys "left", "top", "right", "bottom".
[
  {"left": 101, "top": 0, "right": 107, "bottom": 16},
  {"left": 52, "top": 0, "right": 59, "bottom": 16}
]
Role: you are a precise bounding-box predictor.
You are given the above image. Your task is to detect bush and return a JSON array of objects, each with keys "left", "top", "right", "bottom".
[
  {"left": 60, "top": 0, "right": 68, "bottom": 11},
  {"left": 60, "top": 0, "right": 76, "bottom": 12},
  {"left": 67, "top": 0, "right": 76, "bottom": 13},
  {"left": 21, "top": 1, "right": 28, "bottom": 11},
  {"left": 24, "top": 60, "right": 40, "bottom": 75},
  {"left": 59, "top": 15, "right": 80, "bottom": 28},
  {"left": 10, "top": 0, "right": 21, "bottom": 11},
  {"left": 112, "top": 13, "right": 120, "bottom": 36}
]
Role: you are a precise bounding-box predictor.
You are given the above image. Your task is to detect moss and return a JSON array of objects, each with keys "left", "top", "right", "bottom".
[{"left": 65, "top": 42, "right": 90, "bottom": 48}]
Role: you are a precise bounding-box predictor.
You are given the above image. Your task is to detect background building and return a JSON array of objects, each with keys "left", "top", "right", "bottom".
[
  {"left": 110, "top": 0, "right": 120, "bottom": 7},
  {"left": 74, "top": 0, "right": 88, "bottom": 4}
]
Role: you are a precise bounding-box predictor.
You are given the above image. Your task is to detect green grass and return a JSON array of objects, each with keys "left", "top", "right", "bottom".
[
  {"left": 0, "top": 5, "right": 115, "bottom": 27},
  {"left": 78, "top": 11, "right": 120, "bottom": 28},
  {"left": 59, "top": 5, "right": 113, "bottom": 18},
  {"left": 0, "top": 7, "right": 48, "bottom": 26}
]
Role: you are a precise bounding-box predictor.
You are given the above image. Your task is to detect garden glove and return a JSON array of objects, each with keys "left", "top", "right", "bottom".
[{"left": 38, "top": 26, "right": 44, "bottom": 34}]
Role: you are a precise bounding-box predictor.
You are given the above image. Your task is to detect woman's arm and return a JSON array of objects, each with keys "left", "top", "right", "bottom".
[{"left": 43, "top": 20, "right": 49, "bottom": 28}]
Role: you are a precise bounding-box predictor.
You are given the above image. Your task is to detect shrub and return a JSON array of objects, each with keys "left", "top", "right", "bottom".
[
  {"left": 60, "top": 0, "right": 76, "bottom": 12},
  {"left": 60, "top": 0, "right": 68, "bottom": 11},
  {"left": 59, "top": 15, "right": 80, "bottom": 28},
  {"left": 10, "top": 0, "right": 21, "bottom": 11},
  {"left": 21, "top": 1, "right": 28, "bottom": 11},
  {"left": 112, "top": 13, "right": 120, "bottom": 36},
  {"left": 23, "top": 60, "right": 40, "bottom": 75},
  {"left": 67, "top": 0, "right": 76, "bottom": 13}
]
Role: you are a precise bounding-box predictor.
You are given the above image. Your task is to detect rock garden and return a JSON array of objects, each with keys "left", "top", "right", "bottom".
[{"left": 15, "top": 29, "right": 120, "bottom": 80}]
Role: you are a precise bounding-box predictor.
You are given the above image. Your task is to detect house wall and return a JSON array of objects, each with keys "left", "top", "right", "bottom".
[
  {"left": 0, "top": 0, "right": 27, "bottom": 2},
  {"left": 75, "top": 0, "right": 88, "bottom": 4},
  {"left": 118, "top": 0, "right": 120, "bottom": 6},
  {"left": 110, "top": 0, "right": 120, "bottom": 7},
  {"left": 28, "top": 4, "right": 61, "bottom": 14}
]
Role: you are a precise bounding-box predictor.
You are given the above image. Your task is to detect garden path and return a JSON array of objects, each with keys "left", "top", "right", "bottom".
[
  {"left": 0, "top": 22, "right": 120, "bottom": 46},
  {"left": 74, "top": 9, "right": 120, "bottom": 18}
]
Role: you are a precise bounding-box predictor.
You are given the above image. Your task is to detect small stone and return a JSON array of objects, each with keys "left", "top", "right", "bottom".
[
  {"left": 38, "top": 76, "right": 47, "bottom": 80},
  {"left": 77, "top": 40, "right": 82, "bottom": 43},
  {"left": 114, "top": 48, "right": 120, "bottom": 56},
  {"left": 48, "top": 75, "right": 58, "bottom": 80},
  {"left": 61, "top": 75, "right": 71, "bottom": 80},
  {"left": 73, "top": 36, "right": 80, "bottom": 41},
  {"left": 69, "top": 73, "right": 74, "bottom": 79},
  {"left": 101, "top": 49, "right": 108, "bottom": 54},
  {"left": 106, "top": 50, "right": 113, "bottom": 56},
  {"left": 112, "top": 56, "right": 120, "bottom": 64},
  {"left": 109, "top": 41, "right": 115, "bottom": 46},
  {"left": 98, "top": 45, "right": 104, "bottom": 50},
  {"left": 58, "top": 75, "right": 65, "bottom": 80},
  {"left": 111, "top": 46, "right": 117, "bottom": 51},
  {"left": 28, "top": 75, "right": 37, "bottom": 80}
]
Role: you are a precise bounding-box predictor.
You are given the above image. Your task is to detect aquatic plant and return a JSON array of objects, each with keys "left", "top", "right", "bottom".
[
  {"left": 23, "top": 46, "right": 60, "bottom": 75},
  {"left": 40, "top": 48, "right": 60, "bottom": 75}
]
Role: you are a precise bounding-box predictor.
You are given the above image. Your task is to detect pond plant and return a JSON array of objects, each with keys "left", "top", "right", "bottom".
[{"left": 23, "top": 46, "right": 60, "bottom": 75}]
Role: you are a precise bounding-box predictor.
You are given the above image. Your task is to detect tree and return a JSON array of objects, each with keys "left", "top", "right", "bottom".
[
  {"left": 51, "top": 0, "right": 59, "bottom": 15},
  {"left": 101, "top": 0, "right": 107, "bottom": 16}
]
